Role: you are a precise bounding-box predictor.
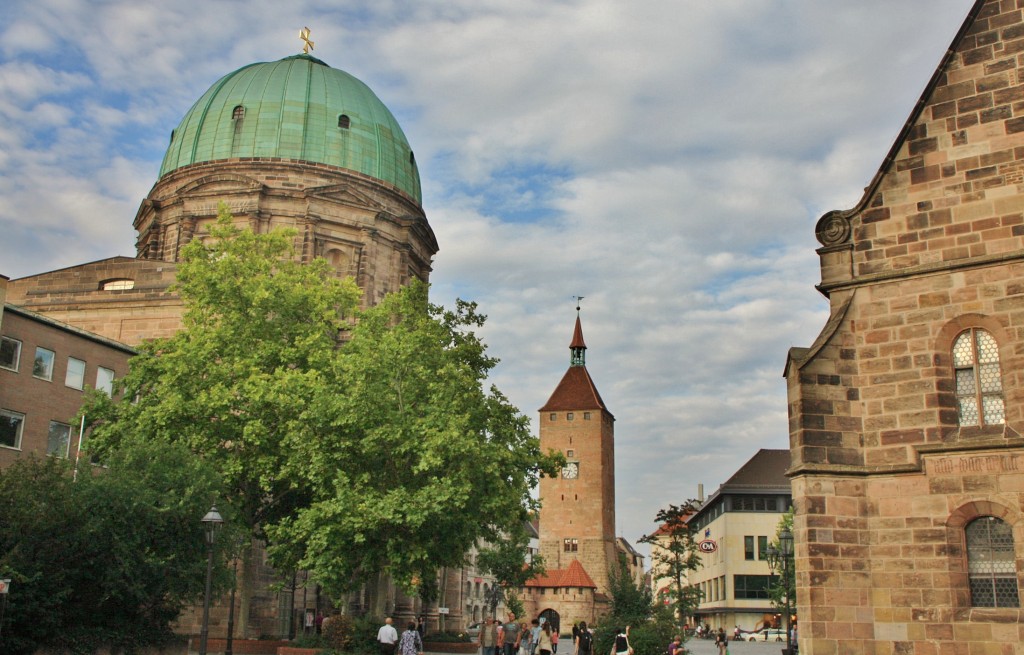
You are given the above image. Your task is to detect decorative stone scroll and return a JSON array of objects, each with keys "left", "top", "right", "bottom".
[{"left": 815, "top": 210, "right": 852, "bottom": 247}]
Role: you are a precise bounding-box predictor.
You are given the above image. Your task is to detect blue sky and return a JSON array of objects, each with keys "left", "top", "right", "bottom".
[{"left": 0, "top": 0, "right": 971, "bottom": 553}]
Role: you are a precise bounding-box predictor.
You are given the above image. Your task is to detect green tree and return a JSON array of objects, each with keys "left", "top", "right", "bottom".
[
  {"left": 0, "top": 444, "right": 225, "bottom": 655},
  {"left": 476, "top": 523, "right": 547, "bottom": 617},
  {"left": 84, "top": 207, "right": 558, "bottom": 616},
  {"left": 82, "top": 205, "right": 362, "bottom": 630},
  {"left": 593, "top": 554, "right": 673, "bottom": 655},
  {"left": 767, "top": 508, "right": 795, "bottom": 622},
  {"left": 265, "top": 282, "right": 560, "bottom": 598},
  {"left": 639, "top": 502, "right": 704, "bottom": 633}
]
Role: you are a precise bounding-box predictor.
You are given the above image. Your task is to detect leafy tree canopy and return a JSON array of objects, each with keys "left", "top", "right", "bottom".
[
  {"left": 0, "top": 445, "right": 225, "bottom": 655},
  {"left": 639, "top": 502, "right": 704, "bottom": 632},
  {"left": 83, "top": 205, "right": 559, "bottom": 605},
  {"left": 266, "top": 282, "right": 560, "bottom": 597}
]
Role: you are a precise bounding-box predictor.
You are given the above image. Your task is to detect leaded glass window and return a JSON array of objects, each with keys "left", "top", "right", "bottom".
[
  {"left": 953, "top": 329, "right": 1004, "bottom": 427},
  {"left": 966, "top": 516, "right": 1019, "bottom": 608}
]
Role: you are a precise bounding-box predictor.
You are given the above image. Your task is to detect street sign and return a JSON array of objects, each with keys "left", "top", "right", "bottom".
[
  {"left": 698, "top": 539, "right": 718, "bottom": 553},
  {"left": 438, "top": 607, "right": 449, "bottom": 614}
]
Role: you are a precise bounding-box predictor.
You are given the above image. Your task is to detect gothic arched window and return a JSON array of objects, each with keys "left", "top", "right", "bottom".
[
  {"left": 953, "top": 328, "right": 1004, "bottom": 427},
  {"left": 966, "top": 516, "right": 1019, "bottom": 607}
]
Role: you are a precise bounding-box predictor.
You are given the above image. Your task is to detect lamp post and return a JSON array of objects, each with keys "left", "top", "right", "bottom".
[
  {"left": 199, "top": 506, "right": 224, "bottom": 655},
  {"left": 766, "top": 529, "right": 795, "bottom": 655},
  {"left": 485, "top": 583, "right": 503, "bottom": 620}
]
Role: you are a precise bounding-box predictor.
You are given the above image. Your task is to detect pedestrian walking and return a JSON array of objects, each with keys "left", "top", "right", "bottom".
[
  {"left": 480, "top": 617, "right": 499, "bottom": 655},
  {"left": 378, "top": 617, "right": 399, "bottom": 655},
  {"left": 574, "top": 622, "right": 592, "bottom": 655},
  {"left": 399, "top": 622, "right": 425, "bottom": 655},
  {"left": 502, "top": 613, "right": 521, "bottom": 655}
]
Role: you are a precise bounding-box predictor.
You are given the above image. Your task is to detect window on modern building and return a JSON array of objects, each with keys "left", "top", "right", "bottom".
[
  {"left": 758, "top": 535, "right": 769, "bottom": 560},
  {"left": 65, "top": 357, "right": 86, "bottom": 390},
  {"left": 0, "top": 410, "right": 25, "bottom": 449},
  {"left": 232, "top": 105, "right": 245, "bottom": 120},
  {"left": 744, "top": 536, "right": 755, "bottom": 560},
  {"left": 733, "top": 575, "right": 771, "bottom": 600},
  {"left": 567, "top": 412, "right": 574, "bottom": 420},
  {"left": 33, "top": 347, "right": 55, "bottom": 380},
  {"left": 583, "top": 412, "right": 591, "bottom": 420},
  {"left": 966, "top": 516, "right": 1020, "bottom": 607},
  {"left": 96, "top": 367, "right": 115, "bottom": 395},
  {"left": 100, "top": 278, "right": 135, "bottom": 290},
  {"left": 0, "top": 336, "right": 21, "bottom": 371},
  {"left": 47, "top": 421, "right": 72, "bottom": 458},
  {"left": 338, "top": 114, "right": 351, "bottom": 129},
  {"left": 953, "top": 328, "right": 1005, "bottom": 427}
]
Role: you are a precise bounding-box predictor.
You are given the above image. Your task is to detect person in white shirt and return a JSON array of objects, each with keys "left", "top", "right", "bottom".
[{"left": 378, "top": 617, "right": 399, "bottom": 655}]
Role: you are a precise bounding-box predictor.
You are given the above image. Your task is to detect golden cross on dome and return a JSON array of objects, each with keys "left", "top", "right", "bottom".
[{"left": 299, "top": 27, "right": 315, "bottom": 54}]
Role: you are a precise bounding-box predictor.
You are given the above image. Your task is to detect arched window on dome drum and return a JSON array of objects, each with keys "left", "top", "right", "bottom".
[
  {"left": 966, "top": 516, "right": 1019, "bottom": 607},
  {"left": 232, "top": 105, "right": 245, "bottom": 120},
  {"left": 953, "top": 328, "right": 1004, "bottom": 427},
  {"left": 338, "top": 114, "right": 350, "bottom": 129}
]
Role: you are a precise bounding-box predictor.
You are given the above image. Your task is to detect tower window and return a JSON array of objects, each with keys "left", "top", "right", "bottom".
[
  {"left": 584, "top": 412, "right": 591, "bottom": 420},
  {"left": 953, "top": 328, "right": 1005, "bottom": 427},
  {"left": 567, "top": 412, "right": 574, "bottom": 421},
  {"left": 550, "top": 413, "right": 556, "bottom": 421},
  {"left": 232, "top": 105, "right": 245, "bottom": 120},
  {"left": 338, "top": 114, "right": 351, "bottom": 129},
  {"left": 966, "top": 516, "right": 1019, "bottom": 607},
  {"left": 567, "top": 450, "right": 574, "bottom": 458},
  {"left": 563, "top": 538, "right": 578, "bottom": 553}
]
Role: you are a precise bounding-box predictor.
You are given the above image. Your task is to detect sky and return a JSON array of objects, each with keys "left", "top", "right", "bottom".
[{"left": 0, "top": 0, "right": 973, "bottom": 555}]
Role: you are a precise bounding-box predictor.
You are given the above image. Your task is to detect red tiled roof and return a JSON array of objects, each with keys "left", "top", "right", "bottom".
[
  {"left": 539, "top": 366, "right": 608, "bottom": 412},
  {"left": 524, "top": 559, "right": 597, "bottom": 589}
]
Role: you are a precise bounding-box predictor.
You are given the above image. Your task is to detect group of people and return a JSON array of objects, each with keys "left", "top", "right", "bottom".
[
  {"left": 377, "top": 616, "right": 428, "bottom": 655},
  {"left": 476, "top": 613, "right": 595, "bottom": 655},
  {"left": 378, "top": 613, "right": 599, "bottom": 655}
]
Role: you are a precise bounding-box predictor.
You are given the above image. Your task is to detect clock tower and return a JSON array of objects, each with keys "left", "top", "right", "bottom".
[{"left": 536, "top": 311, "right": 618, "bottom": 597}]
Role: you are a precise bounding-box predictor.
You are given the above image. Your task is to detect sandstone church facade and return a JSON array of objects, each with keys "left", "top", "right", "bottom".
[{"left": 786, "top": 1, "right": 1024, "bottom": 653}]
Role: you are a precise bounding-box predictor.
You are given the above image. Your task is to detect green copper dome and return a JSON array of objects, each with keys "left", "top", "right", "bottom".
[{"left": 160, "top": 54, "right": 421, "bottom": 203}]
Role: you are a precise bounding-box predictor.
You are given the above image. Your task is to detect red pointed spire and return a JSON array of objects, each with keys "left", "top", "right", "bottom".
[{"left": 570, "top": 315, "right": 587, "bottom": 349}]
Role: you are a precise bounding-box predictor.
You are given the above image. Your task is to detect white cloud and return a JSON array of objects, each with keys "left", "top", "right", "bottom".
[{"left": 0, "top": 0, "right": 970, "bottom": 552}]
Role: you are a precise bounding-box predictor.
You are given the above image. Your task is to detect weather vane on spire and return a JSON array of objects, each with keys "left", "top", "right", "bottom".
[
  {"left": 573, "top": 295, "right": 585, "bottom": 313},
  {"left": 299, "top": 27, "right": 315, "bottom": 54}
]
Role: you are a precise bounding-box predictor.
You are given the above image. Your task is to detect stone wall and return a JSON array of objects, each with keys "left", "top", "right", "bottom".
[{"left": 787, "top": 1, "right": 1024, "bottom": 653}]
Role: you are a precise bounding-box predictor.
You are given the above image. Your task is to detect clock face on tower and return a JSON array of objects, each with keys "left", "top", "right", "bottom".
[{"left": 562, "top": 462, "right": 579, "bottom": 479}]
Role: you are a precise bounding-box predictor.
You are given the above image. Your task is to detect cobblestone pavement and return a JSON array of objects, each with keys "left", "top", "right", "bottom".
[{"left": 679, "top": 637, "right": 791, "bottom": 655}]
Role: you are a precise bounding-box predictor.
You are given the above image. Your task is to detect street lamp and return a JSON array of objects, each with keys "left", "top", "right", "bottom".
[
  {"left": 765, "top": 530, "right": 795, "bottom": 655},
  {"left": 199, "top": 506, "right": 224, "bottom": 655},
  {"left": 485, "top": 583, "right": 503, "bottom": 620}
]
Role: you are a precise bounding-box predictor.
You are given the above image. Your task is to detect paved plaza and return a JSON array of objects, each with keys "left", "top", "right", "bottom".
[{"left": 674, "top": 639, "right": 791, "bottom": 655}]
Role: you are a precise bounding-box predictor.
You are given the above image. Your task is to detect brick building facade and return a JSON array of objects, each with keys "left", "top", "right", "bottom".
[
  {"left": 0, "top": 276, "right": 135, "bottom": 468},
  {"left": 786, "top": 1, "right": 1024, "bottom": 653}
]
